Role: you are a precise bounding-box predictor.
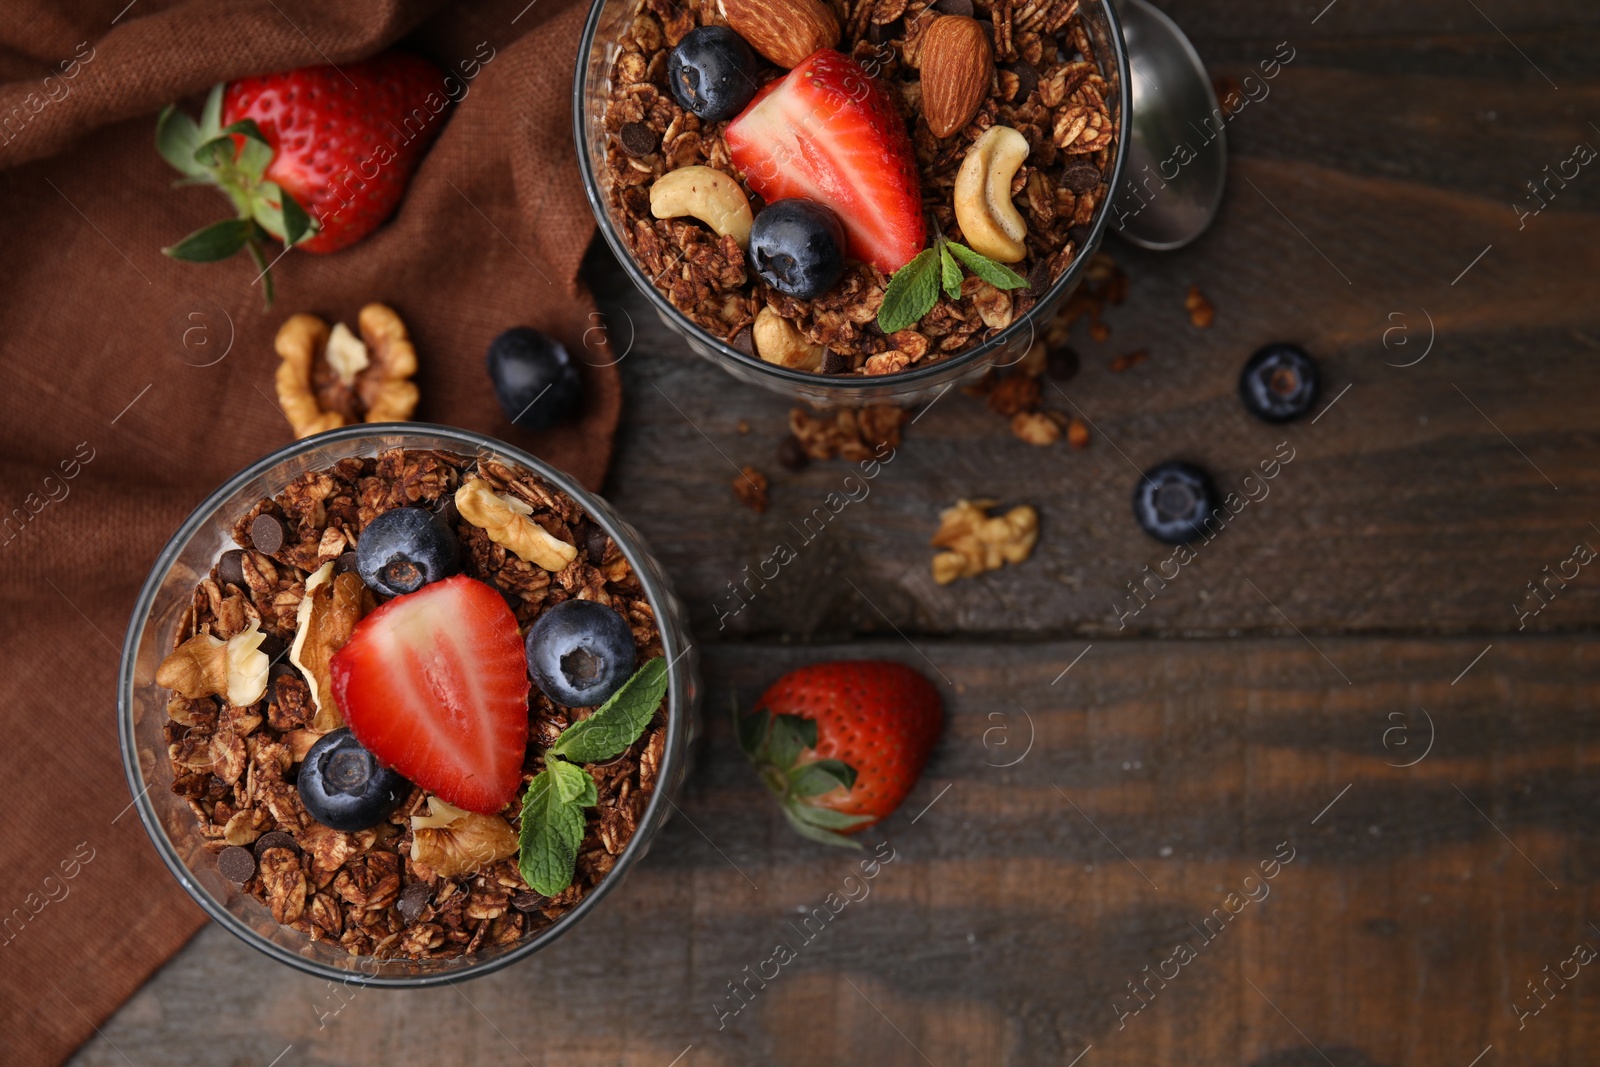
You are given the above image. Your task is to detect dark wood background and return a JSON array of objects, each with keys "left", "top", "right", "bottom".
[{"left": 71, "top": 1, "right": 1600, "bottom": 1064}]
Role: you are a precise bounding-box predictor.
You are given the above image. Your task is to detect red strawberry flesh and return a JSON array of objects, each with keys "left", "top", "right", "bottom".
[
  {"left": 223, "top": 53, "right": 445, "bottom": 253},
  {"left": 330, "top": 575, "right": 529, "bottom": 814},
  {"left": 725, "top": 49, "right": 926, "bottom": 273}
]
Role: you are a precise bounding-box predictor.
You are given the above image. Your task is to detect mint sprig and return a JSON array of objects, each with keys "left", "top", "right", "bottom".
[
  {"left": 516, "top": 655, "right": 670, "bottom": 896},
  {"left": 876, "top": 235, "right": 1029, "bottom": 334}
]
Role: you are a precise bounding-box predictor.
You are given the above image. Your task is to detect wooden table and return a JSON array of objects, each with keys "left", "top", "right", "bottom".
[{"left": 70, "top": 2, "right": 1600, "bottom": 1064}]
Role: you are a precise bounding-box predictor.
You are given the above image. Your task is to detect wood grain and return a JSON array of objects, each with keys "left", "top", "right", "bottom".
[{"left": 65, "top": 638, "right": 1600, "bottom": 1066}]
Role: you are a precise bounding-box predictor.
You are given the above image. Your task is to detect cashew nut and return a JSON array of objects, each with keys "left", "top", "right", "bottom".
[
  {"left": 752, "top": 306, "right": 825, "bottom": 370},
  {"left": 649, "top": 166, "right": 752, "bottom": 247},
  {"left": 953, "top": 125, "right": 1031, "bottom": 263}
]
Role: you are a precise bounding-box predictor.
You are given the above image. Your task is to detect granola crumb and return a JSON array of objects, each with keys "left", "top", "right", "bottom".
[
  {"left": 733, "top": 466, "right": 770, "bottom": 513},
  {"left": 1185, "top": 285, "right": 1215, "bottom": 328},
  {"left": 930, "top": 499, "right": 1039, "bottom": 584},
  {"left": 1109, "top": 350, "right": 1147, "bottom": 373},
  {"left": 1067, "top": 416, "right": 1090, "bottom": 449},
  {"left": 1090, "top": 321, "right": 1111, "bottom": 343},
  {"left": 1010, "top": 411, "right": 1060, "bottom": 446},
  {"left": 736, "top": 419, "right": 751, "bottom": 435}
]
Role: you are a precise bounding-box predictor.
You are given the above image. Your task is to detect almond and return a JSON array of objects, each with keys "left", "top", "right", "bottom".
[
  {"left": 723, "top": 0, "right": 840, "bottom": 69},
  {"left": 919, "top": 15, "right": 993, "bottom": 139}
]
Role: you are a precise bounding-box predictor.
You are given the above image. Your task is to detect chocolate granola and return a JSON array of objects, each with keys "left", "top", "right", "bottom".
[
  {"left": 161, "top": 449, "right": 667, "bottom": 960},
  {"left": 600, "top": 0, "right": 1116, "bottom": 375}
]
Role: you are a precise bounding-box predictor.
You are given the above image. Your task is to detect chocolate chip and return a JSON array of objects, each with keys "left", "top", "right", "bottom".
[
  {"left": 218, "top": 845, "right": 256, "bottom": 885},
  {"left": 585, "top": 523, "right": 609, "bottom": 565},
  {"left": 1005, "top": 61, "right": 1040, "bottom": 100},
  {"left": 1061, "top": 161, "right": 1102, "bottom": 195},
  {"left": 397, "top": 882, "right": 432, "bottom": 924},
  {"left": 434, "top": 496, "right": 461, "bottom": 529},
  {"left": 934, "top": 0, "right": 973, "bottom": 14},
  {"left": 1068, "top": 224, "right": 1092, "bottom": 247},
  {"left": 777, "top": 435, "right": 810, "bottom": 471},
  {"left": 499, "top": 587, "right": 522, "bottom": 614},
  {"left": 618, "top": 122, "right": 659, "bottom": 158},
  {"left": 217, "top": 549, "right": 245, "bottom": 588},
  {"left": 511, "top": 891, "right": 548, "bottom": 913},
  {"left": 1027, "top": 258, "right": 1054, "bottom": 295},
  {"left": 333, "top": 550, "right": 360, "bottom": 575},
  {"left": 1046, "top": 345, "right": 1080, "bottom": 382},
  {"left": 250, "top": 513, "right": 288, "bottom": 555},
  {"left": 257, "top": 631, "right": 287, "bottom": 663},
  {"left": 820, "top": 350, "right": 850, "bottom": 375},
  {"left": 729, "top": 326, "right": 754, "bottom": 356},
  {"left": 252, "top": 830, "right": 299, "bottom": 860},
  {"left": 269, "top": 661, "right": 299, "bottom": 688}
]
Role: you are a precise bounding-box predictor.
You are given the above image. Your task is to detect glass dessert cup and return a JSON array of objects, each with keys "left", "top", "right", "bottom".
[
  {"left": 575, "top": 0, "right": 1131, "bottom": 405},
  {"left": 117, "top": 424, "right": 701, "bottom": 986}
]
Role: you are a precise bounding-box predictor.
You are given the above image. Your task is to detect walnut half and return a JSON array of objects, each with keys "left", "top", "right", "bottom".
[
  {"left": 930, "top": 498, "right": 1039, "bottom": 584},
  {"left": 273, "top": 303, "right": 420, "bottom": 439},
  {"left": 410, "top": 798, "right": 519, "bottom": 878},
  {"left": 157, "top": 621, "right": 271, "bottom": 706},
  {"left": 288, "top": 561, "right": 375, "bottom": 732}
]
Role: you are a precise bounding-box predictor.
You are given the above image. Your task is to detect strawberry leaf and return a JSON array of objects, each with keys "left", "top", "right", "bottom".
[
  {"left": 790, "top": 759, "right": 856, "bottom": 797},
  {"left": 736, "top": 706, "right": 770, "bottom": 759},
  {"left": 939, "top": 241, "right": 962, "bottom": 301},
  {"left": 946, "top": 240, "right": 1028, "bottom": 290},
  {"left": 516, "top": 761, "right": 592, "bottom": 896},
  {"left": 156, "top": 105, "right": 208, "bottom": 179},
  {"left": 199, "top": 82, "right": 224, "bottom": 139},
  {"left": 546, "top": 657, "right": 669, "bottom": 764},
  {"left": 280, "top": 187, "right": 314, "bottom": 247},
  {"left": 768, "top": 713, "right": 815, "bottom": 769},
  {"left": 251, "top": 183, "right": 288, "bottom": 241},
  {"left": 876, "top": 247, "right": 940, "bottom": 334},
  {"left": 164, "top": 218, "right": 251, "bottom": 262},
  {"left": 244, "top": 236, "right": 274, "bottom": 308},
  {"left": 790, "top": 804, "right": 874, "bottom": 830},
  {"left": 781, "top": 805, "right": 867, "bottom": 848}
]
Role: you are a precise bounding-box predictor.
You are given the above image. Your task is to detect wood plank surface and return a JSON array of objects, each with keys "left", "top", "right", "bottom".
[
  {"left": 66, "top": 0, "right": 1600, "bottom": 1064},
  {"left": 65, "top": 637, "right": 1600, "bottom": 1066}
]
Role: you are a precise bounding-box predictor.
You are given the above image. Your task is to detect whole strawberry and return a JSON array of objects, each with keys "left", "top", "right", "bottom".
[
  {"left": 739, "top": 660, "right": 943, "bottom": 847},
  {"left": 156, "top": 53, "right": 445, "bottom": 302}
]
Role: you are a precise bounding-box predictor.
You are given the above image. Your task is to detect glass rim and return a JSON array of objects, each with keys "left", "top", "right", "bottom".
[
  {"left": 572, "top": 0, "right": 1133, "bottom": 390},
  {"left": 117, "top": 422, "right": 695, "bottom": 987}
]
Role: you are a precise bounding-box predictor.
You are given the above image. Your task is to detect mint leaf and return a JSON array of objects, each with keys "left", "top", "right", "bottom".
[
  {"left": 876, "top": 247, "right": 940, "bottom": 333},
  {"left": 790, "top": 759, "right": 857, "bottom": 797},
  {"left": 946, "top": 241, "right": 1028, "bottom": 290},
  {"left": 163, "top": 218, "right": 251, "bottom": 262},
  {"left": 516, "top": 761, "right": 593, "bottom": 896},
  {"left": 547, "top": 657, "right": 669, "bottom": 764},
  {"left": 939, "top": 242, "right": 962, "bottom": 301}
]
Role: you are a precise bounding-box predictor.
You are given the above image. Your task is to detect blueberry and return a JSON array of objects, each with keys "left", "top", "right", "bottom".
[
  {"left": 356, "top": 507, "right": 460, "bottom": 597},
  {"left": 487, "top": 327, "right": 584, "bottom": 431},
  {"left": 1132, "top": 461, "right": 1219, "bottom": 544},
  {"left": 1239, "top": 343, "right": 1319, "bottom": 423},
  {"left": 667, "top": 26, "right": 759, "bottom": 123},
  {"left": 296, "top": 729, "right": 410, "bottom": 832},
  {"left": 526, "top": 599, "right": 638, "bottom": 707},
  {"left": 748, "top": 199, "right": 847, "bottom": 300}
]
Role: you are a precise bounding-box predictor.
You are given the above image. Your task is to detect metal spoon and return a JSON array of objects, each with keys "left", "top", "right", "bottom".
[{"left": 1109, "top": 0, "right": 1227, "bottom": 250}]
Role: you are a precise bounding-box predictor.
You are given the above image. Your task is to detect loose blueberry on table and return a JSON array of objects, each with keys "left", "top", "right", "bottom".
[
  {"left": 354, "top": 505, "right": 460, "bottom": 596},
  {"left": 1132, "top": 461, "right": 1220, "bottom": 545},
  {"left": 296, "top": 728, "right": 411, "bottom": 832},
  {"left": 1240, "top": 343, "right": 1319, "bottom": 423},
  {"left": 486, "top": 326, "right": 584, "bottom": 431},
  {"left": 526, "top": 598, "right": 639, "bottom": 708}
]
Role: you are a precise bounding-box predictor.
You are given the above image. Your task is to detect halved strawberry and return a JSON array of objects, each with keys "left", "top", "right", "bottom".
[
  {"left": 329, "top": 575, "right": 530, "bottom": 815},
  {"left": 725, "top": 49, "right": 926, "bottom": 273}
]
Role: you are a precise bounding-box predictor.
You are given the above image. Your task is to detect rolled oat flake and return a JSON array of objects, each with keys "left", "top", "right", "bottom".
[{"left": 217, "top": 845, "right": 256, "bottom": 885}]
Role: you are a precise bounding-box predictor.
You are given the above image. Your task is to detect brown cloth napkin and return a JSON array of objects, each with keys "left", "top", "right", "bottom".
[{"left": 0, "top": 1, "right": 616, "bottom": 1061}]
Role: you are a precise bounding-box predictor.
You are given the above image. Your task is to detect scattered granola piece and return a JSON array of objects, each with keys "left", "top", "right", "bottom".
[
  {"left": 930, "top": 499, "right": 1039, "bottom": 584},
  {"left": 1109, "top": 350, "right": 1148, "bottom": 373},
  {"left": 1089, "top": 321, "right": 1111, "bottom": 342},
  {"left": 789, "top": 404, "right": 907, "bottom": 461},
  {"left": 777, "top": 435, "right": 810, "bottom": 471},
  {"left": 1011, "top": 411, "right": 1061, "bottom": 446},
  {"left": 733, "top": 465, "right": 770, "bottom": 513},
  {"left": 1067, "top": 416, "right": 1090, "bottom": 449},
  {"left": 736, "top": 419, "right": 751, "bottom": 435},
  {"left": 986, "top": 374, "right": 1041, "bottom": 417},
  {"left": 1185, "top": 285, "right": 1215, "bottom": 328},
  {"left": 455, "top": 476, "right": 578, "bottom": 572}
]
